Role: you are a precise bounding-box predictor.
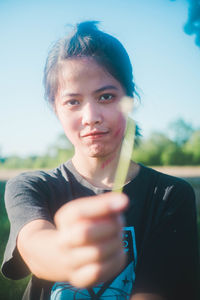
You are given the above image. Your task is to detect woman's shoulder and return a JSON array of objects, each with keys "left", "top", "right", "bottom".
[
  {"left": 5, "top": 161, "right": 73, "bottom": 201},
  {"left": 4, "top": 161, "right": 75, "bottom": 214},
  {"left": 138, "top": 163, "right": 195, "bottom": 200},
  {"left": 6, "top": 161, "right": 70, "bottom": 186}
]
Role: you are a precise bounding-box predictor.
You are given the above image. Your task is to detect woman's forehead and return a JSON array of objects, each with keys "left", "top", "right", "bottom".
[
  {"left": 59, "top": 57, "right": 107, "bottom": 78},
  {"left": 58, "top": 58, "right": 122, "bottom": 91}
]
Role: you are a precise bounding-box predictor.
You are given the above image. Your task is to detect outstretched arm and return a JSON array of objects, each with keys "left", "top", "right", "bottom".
[{"left": 17, "top": 192, "right": 128, "bottom": 287}]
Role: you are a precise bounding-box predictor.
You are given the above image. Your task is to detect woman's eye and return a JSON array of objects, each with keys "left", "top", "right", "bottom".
[
  {"left": 66, "top": 99, "right": 80, "bottom": 107},
  {"left": 99, "top": 94, "right": 114, "bottom": 102}
]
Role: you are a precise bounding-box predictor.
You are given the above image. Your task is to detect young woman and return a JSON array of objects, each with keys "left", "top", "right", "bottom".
[{"left": 1, "top": 21, "right": 198, "bottom": 300}]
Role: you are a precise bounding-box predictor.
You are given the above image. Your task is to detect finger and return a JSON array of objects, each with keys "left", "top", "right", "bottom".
[
  {"left": 67, "top": 236, "right": 123, "bottom": 268},
  {"left": 58, "top": 214, "right": 124, "bottom": 247},
  {"left": 55, "top": 192, "right": 129, "bottom": 228},
  {"left": 69, "top": 249, "right": 127, "bottom": 288}
]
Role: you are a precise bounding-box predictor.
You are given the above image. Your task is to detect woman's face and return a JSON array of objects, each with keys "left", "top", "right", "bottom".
[{"left": 55, "top": 57, "right": 126, "bottom": 159}]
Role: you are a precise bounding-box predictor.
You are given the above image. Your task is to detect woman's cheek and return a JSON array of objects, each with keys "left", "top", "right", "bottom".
[
  {"left": 62, "top": 119, "right": 80, "bottom": 145},
  {"left": 114, "top": 113, "right": 126, "bottom": 139}
]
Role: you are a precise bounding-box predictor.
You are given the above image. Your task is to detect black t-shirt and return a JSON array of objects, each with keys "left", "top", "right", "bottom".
[{"left": 1, "top": 161, "right": 199, "bottom": 300}]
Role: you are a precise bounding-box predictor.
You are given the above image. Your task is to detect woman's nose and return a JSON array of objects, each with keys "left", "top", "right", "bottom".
[{"left": 81, "top": 102, "right": 103, "bottom": 126}]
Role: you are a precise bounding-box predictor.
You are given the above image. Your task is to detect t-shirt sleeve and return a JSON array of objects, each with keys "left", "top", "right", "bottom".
[
  {"left": 1, "top": 172, "right": 53, "bottom": 280},
  {"left": 133, "top": 178, "right": 199, "bottom": 300}
]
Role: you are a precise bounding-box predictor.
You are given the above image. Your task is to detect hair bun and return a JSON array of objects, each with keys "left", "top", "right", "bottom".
[{"left": 76, "top": 21, "right": 99, "bottom": 35}]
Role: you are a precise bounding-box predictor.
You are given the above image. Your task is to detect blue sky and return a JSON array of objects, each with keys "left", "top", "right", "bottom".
[{"left": 0, "top": 0, "right": 200, "bottom": 157}]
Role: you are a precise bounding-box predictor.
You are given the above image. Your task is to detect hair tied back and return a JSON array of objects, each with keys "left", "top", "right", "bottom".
[{"left": 76, "top": 21, "right": 100, "bottom": 35}]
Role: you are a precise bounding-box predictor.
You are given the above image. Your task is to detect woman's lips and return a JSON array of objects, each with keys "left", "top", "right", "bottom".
[{"left": 81, "top": 131, "right": 109, "bottom": 139}]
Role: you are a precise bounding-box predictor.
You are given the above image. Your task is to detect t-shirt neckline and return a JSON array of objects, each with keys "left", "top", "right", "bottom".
[{"left": 65, "top": 160, "right": 144, "bottom": 194}]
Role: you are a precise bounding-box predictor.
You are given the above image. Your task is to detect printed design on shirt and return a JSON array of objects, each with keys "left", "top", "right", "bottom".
[{"left": 50, "top": 226, "right": 137, "bottom": 299}]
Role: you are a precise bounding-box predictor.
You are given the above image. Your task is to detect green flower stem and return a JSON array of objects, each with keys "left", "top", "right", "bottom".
[{"left": 112, "top": 117, "right": 135, "bottom": 192}]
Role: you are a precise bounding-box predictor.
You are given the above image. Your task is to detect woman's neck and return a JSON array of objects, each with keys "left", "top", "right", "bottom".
[
  {"left": 72, "top": 151, "right": 120, "bottom": 188},
  {"left": 71, "top": 151, "right": 140, "bottom": 189}
]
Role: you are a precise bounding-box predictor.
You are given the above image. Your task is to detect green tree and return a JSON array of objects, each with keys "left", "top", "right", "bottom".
[
  {"left": 184, "top": 130, "right": 200, "bottom": 164},
  {"left": 161, "top": 143, "right": 185, "bottom": 165},
  {"left": 184, "top": 0, "right": 200, "bottom": 47},
  {"left": 133, "top": 132, "right": 173, "bottom": 165},
  {"left": 170, "top": 0, "right": 200, "bottom": 47},
  {"left": 2, "top": 156, "right": 24, "bottom": 169},
  {"left": 168, "top": 118, "right": 194, "bottom": 146}
]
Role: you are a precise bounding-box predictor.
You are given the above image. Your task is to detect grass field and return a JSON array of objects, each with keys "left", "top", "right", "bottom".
[{"left": 0, "top": 168, "right": 199, "bottom": 299}]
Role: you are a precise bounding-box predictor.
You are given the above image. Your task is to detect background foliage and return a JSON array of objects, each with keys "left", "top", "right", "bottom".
[{"left": 133, "top": 119, "right": 200, "bottom": 166}]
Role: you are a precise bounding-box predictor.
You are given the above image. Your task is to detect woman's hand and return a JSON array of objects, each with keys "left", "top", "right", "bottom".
[
  {"left": 17, "top": 192, "right": 129, "bottom": 288},
  {"left": 54, "top": 192, "right": 128, "bottom": 287}
]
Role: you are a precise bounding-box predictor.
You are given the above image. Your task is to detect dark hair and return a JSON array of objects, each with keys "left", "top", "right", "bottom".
[{"left": 43, "top": 21, "right": 138, "bottom": 105}]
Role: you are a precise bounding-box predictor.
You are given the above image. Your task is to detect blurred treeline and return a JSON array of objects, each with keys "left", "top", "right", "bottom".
[
  {"left": 0, "top": 134, "right": 74, "bottom": 170},
  {"left": 134, "top": 119, "right": 200, "bottom": 166},
  {"left": 0, "top": 118, "right": 200, "bottom": 170}
]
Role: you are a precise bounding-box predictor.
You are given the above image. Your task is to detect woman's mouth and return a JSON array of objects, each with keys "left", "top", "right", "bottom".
[{"left": 81, "top": 131, "right": 109, "bottom": 139}]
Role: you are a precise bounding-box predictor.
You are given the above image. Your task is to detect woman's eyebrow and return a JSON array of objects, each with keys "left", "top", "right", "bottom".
[
  {"left": 61, "top": 92, "right": 81, "bottom": 98},
  {"left": 94, "top": 85, "right": 119, "bottom": 94},
  {"left": 60, "top": 86, "right": 118, "bottom": 98}
]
